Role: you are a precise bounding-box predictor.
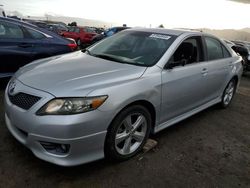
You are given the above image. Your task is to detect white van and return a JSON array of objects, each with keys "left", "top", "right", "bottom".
[{"left": 0, "top": 7, "right": 6, "bottom": 17}]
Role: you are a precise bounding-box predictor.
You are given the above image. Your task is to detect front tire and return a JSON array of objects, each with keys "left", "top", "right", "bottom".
[
  {"left": 220, "top": 79, "right": 236, "bottom": 108},
  {"left": 105, "top": 105, "right": 152, "bottom": 161}
]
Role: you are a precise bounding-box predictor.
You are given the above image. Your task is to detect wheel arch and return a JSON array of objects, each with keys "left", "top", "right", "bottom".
[
  {"left": 106, "top": 100, "right": 156, "bottom": 134},
  {"left": 232, "top": 75, "right": 239, "bottom": 86},
  {"left": 228, "top": 75, "right": 239, "bottom": 90},
  {"left": 104, "top": 100, "right": 156, "bottom": 159}
]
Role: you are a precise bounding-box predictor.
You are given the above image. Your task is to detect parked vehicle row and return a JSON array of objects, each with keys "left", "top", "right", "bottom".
[
  {"left": 23, "top": 18, "right": 131, "bottom": 47},
  {"left": 60, "top": 26, "right": 130, "bottom": 47},
  {"left": 0, "top": 17, "right": 77, "bottom": 78},
  {"left": 4, "top": 28, "right": 242, "bottom": 166},
  {"left": 92, "top": 26, "right": 131, "bottom": 44},
  {"left": 47, "top": 23, "right": 68, "bottom": 35},
  {"left": 0, "top": 16, "right": 132, "bottom": 79},
  {"left": 60, "top": 26, "right": 97, "bottom": 47},
  {"left": 224, "top": 40, "right": 250, "bottom": 74},
  {"left": 25, "top": 20, "right": 68, "bottom": 35}
]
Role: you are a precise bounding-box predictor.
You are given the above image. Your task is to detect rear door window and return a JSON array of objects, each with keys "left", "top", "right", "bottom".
[
  {"left": 25, "top": 27, "right": 46, "bottom": 39},
  {"left": 205, "top": 37, "right": 224, "bottom": 60},
  {"left": 0, "top": 20, "right": 24, "bottom": 39},
  {"left": 85, "top": 27, "right": 95, "bottom": 33},
  {"left": 222, "top": 45, "right": 232, "bottom": 58},
  {"left": 75, "top": 27, "right": 80, "bottom": 33},
  {"left": 68, "top": 27, "right": 75, "bottom": 32}
]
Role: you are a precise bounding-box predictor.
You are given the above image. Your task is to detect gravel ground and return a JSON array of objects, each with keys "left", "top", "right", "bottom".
[{"left": 0, "top": 76, "right": 250, "bottom": 188}]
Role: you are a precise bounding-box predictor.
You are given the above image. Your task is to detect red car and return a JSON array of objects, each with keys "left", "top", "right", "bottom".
[{"left": 61, "top": 26, "right": 97, "bottom": 46}]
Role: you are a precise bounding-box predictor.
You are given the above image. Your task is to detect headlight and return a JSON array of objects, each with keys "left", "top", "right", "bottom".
[{"left": 37, "top": 96, "right": 108, "bottom": 115}]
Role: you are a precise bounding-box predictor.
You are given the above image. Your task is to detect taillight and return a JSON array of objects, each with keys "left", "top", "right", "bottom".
[{"left": 67, "top": 43, "right": 77, "bottom": 51}]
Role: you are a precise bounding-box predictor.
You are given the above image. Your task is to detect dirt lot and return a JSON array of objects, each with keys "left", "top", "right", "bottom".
[{"left": 0, "top": 76, "right": 250, "bottom": 188}]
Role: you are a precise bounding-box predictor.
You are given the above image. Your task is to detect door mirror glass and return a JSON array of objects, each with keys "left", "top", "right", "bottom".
[{"left": 166, "top": 58, "right": 187, "bottom": 69}]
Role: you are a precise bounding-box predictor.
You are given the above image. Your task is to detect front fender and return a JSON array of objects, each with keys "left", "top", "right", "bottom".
[{"left": 87, "top": 67, "right": 162, "bottom": 127}]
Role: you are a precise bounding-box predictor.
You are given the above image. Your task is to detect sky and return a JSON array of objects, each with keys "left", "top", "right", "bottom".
[{"left": 1, "top": 0, "right": 250, "bottom": 29}]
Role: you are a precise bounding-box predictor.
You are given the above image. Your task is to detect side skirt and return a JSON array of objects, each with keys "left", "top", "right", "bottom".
[{"left": 154, "top": 97, "right": 221, "bottom": 133}]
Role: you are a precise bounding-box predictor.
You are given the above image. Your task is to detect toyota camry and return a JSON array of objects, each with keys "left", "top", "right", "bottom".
[{"left": 4, "top": 28, "right": 242, "bottom": 166}]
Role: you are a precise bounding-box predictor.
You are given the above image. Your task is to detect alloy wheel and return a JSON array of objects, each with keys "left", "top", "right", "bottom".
[
  {"left": 223, "top": 81, "right": 235, "bottom": 106},
  {"left": 115, "top": 113, "right": 147, "bottom": 155}
]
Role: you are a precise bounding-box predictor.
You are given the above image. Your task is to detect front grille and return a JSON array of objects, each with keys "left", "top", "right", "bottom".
[{"left": 8, "top": 92, "right": 41, "bottom": 110}]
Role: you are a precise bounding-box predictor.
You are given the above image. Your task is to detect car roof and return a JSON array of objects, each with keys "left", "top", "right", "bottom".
[
  {"left": 111, "top": 26, "right": 131, "bottom": 29},
  {"left": 0, "top": 17, "right": 40, "bottom": 28},
  {"left": 129, "top": 28, "right": 201, "bottom": 36},
  {"left": 0, "top": 17, "right": 70, "bottom": 43}
]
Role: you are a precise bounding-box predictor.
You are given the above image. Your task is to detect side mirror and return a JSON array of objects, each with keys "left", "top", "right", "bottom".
[
  {"left": 165, "top": 62, "right": 175, "bottom": 69},
  {"left": 165, "top": 59, "right": 187, "bottom": 69}
]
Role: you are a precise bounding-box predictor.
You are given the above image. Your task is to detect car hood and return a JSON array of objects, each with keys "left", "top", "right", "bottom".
[{"left": 16, "top": 51, "right": 147, "bottom": 97}]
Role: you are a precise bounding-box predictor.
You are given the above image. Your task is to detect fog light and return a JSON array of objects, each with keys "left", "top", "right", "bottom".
[
  {"left": 61, "top": 144, "right": 67, "bottom": 151},
  {"left": 40, "top": 141, "right": 70, "bottom": 155},
  {"left": 57, "top": 144, "right": 70, "bottom": 153}
]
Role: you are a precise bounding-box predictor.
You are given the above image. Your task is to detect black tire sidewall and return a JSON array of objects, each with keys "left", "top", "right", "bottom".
[{"left": 105, "top": 105, "right": 152, "bottom": 161}]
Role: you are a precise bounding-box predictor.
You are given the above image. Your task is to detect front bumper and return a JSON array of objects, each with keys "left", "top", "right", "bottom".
[
  {"left": 4, "top": 79, "right": 113, "bottom": 166},
  {"left": 5, "top": 113, "right": 107, "bottom": 166}
]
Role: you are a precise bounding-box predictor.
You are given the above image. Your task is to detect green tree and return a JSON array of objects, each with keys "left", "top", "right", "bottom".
[
  {"left": 158, "top": 24, "right": 164, "bottom": 28},
  {"left": 68, "top": 22, "right": 77, "bottom": 26}
]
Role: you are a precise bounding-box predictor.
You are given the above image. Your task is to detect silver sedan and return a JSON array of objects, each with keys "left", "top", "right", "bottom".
[{"left": 4, "top": 28, "right": 242, "bottom": 166}]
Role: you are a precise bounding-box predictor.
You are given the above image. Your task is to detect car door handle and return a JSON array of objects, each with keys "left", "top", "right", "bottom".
[
  {"left": 201, "top": 68, "right": 208, "bottom": 75},
  {"left": 18, "top": 43, "right": 33, "bottom": 48}
]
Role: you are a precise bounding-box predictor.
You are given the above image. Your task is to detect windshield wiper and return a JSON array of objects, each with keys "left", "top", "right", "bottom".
[
  {"left": 93, "top": 53, "right": 142, "bottom": 66},
  {"left": 81, "top": 48, "right": 92, "bottom": 55},
  {"left": 93, "top": 54, "right": 123, "bottom": 62}
]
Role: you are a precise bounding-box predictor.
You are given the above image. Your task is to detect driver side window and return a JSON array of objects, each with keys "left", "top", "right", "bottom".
[{"left": 167, "top": 36, "right": 204, "bottom": 68}]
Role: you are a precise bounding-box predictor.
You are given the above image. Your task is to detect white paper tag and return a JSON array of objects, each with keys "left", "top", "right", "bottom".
[{"left": 149, "top": 34, "right": 171, "bottom": 40}]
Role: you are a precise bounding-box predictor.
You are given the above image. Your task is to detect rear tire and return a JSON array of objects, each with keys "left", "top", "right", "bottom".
[
  {"left": 220, "top": 79, "right": 236, "bottom": 108},
  {"left": 105, "top": 105, "right": 152, "bottom": 161}
]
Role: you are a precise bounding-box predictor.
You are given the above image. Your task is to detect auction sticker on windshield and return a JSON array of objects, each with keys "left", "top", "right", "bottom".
[{"left": 149, "top": 34, "right": 171, "bottom": 40}]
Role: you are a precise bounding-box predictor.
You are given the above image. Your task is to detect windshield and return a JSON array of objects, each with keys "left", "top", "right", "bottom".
[{"left": 88, "top": 30, "right": 177, "bottom": 67}]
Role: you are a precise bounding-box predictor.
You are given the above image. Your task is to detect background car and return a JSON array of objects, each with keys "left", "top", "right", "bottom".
[
  {"left": 90, "top": 27, "right": 105, "bottom": 34},
  {"left": 26, "top": 20, "right": 50, "bottom": 29},
  {"left": 61, "top": 26, "right": 97, "bottom": 47},
  {"left": 231, "top": 41, "right": 250, "bottom": 74},
  {"left": 47, "top": 23, "right": 69, "bottom": 35},
  {"left": 223, "top": 39, "right": 235, "bottom": 48},
  {"left": 0, "top": 17, "right": 77, "bottom": 78},
  {"left": 91, "top": 26, "right": 131, "bottom": 44}
]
